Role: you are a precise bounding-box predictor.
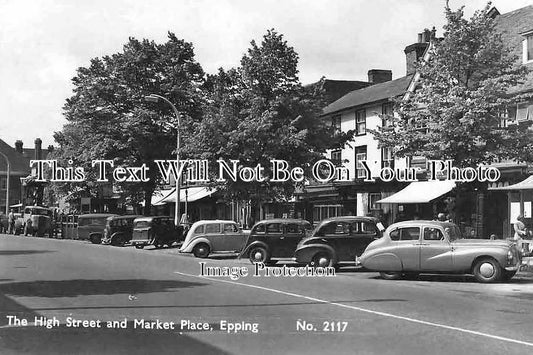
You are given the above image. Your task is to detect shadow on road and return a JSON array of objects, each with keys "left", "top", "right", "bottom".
[
  {"left": 0, "top": 250, "right": 55, "bottom": 256},
  {"left": 0, "top": 279, "right": 207, "bottom": 298},
  {"left": 0, "top": 321, "right": 229, "bottom": 355}
]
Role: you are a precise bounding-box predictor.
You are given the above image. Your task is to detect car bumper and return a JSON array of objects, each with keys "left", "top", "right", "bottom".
[{"left": 505, "top": 260, "right": 522, "bottom": 271}]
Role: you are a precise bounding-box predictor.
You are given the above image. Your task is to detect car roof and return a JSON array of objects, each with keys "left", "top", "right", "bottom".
[
  {"left": 389, "top": 220, "right": 456, "bottom": 228},
  {"left": 134, "top": 216, "right": 173, "bottom": 222},
  {"left": 191, "top": 220, "right": 237, "bottom": 227},
  {"left": 110, "top": 215, "right": 142, "bottom": 220},
  {"left": 254, "top": 218, "right": 310, "bottom": 224},
  {"left": 78, "top": 213, "right": 117, "bottom": 218},
  {"left": 320, "top": 216, "right": 380, "bottom": 223}
]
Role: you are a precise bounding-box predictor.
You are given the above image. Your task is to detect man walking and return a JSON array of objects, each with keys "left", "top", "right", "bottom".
[{"left": 7, "top": 209, "right": 15, "bottom": 234}]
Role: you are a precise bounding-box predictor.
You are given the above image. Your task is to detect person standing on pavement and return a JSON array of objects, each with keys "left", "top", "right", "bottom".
[
  {"left": 514, "top": 215, "right": 528, "bottom": 255},
  {"left": 8, "top": 209, "right": 15, "bottom": 234}
]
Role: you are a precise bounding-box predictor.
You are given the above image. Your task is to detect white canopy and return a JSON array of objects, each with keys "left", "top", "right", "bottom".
[{"left": 377, "top": 180, "right": 456, "bottom": 204}]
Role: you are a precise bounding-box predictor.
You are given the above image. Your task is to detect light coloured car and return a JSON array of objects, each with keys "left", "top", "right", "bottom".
[
  {"left": 359, "top": 220, "right": 522, "bottom": 283},
  {"left": 179, "top": 220, "right": 246, "bottom": 258}
]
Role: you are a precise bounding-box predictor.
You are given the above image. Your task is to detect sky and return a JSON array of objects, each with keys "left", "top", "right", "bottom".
[{"left": 0, "top": 0, "right": 532, "bottom": 149}]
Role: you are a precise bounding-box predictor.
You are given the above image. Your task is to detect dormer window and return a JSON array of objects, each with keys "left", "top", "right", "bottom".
[{"left": 522, "top": 30, "right": 533, "bottom": 64}]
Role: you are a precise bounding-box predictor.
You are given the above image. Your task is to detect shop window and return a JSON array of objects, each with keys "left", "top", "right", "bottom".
[{"left": 369, "top": 193, "right": 381, "bottom": 211}]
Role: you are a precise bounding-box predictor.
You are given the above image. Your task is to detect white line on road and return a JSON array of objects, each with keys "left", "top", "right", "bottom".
[{"left": 174, "top": 271, "right": 533, "bottom": 348}]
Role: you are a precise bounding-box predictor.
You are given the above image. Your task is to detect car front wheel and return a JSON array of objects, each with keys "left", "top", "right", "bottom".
[
  {"left": 193, "top": 243, "right": 210, "bottom": 258},
  {"left": 249, "top": 246, "right": 269, "bottom": 264},
  {"left": 473, "top": 257, "right": 502, "bottom": 283},
  {"left": 310, "top": 252, "right": 333, "bottom": 268}
]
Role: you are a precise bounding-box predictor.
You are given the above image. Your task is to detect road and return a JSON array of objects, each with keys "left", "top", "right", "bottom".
[{"left": 1, "top": 234, "right": 533, "bottom": 355}]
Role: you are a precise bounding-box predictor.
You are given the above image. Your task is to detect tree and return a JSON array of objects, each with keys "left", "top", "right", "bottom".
[
  {"left": 53, "top": 33, "right": 205, "bottom": 213},
  {"left": 373, "top": 3, "right": 533, "bottom": 167},
  {"left": 189, "top": 30, "right": 349, "bottom": 210}
]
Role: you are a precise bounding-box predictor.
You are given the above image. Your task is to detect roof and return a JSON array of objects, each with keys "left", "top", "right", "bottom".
[
  {"left": 494, "top": 5, "right": 533, "bottom": 94},
  {"left": 390, "top": 220, "right": 456, "bottom": 228},
  {"left": 254, "top": 218, "right": 310, "bottom": 225},
  {"left": 78, "top": 213, "right": 117, "bottom": 219},
  {"left": 0, "top": 139, "right": 32, "bottom": 174},
  {"left": 191, "top": 220, "right": 237, "bottom": 226},
  {"left": 323, "top": 75, "right": 413, "bottom": 115}
]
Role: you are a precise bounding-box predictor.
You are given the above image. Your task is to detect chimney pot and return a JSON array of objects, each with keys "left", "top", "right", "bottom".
[
  {"left": 14, "top": 140, "right": 23, "bottom": 153},
  {"left": 367, "top": 69, "right": 392, "bottom": 84},
  {"left": 34, "top": 138, "right": 42, "bottom": 160}
]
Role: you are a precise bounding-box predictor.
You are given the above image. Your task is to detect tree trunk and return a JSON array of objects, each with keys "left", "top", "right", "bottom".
[{"left": 143, "top": 186, "right": 155, "bottom": 216}]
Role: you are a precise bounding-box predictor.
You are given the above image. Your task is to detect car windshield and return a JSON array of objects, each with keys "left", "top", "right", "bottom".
[
  {"left": 31, "top": 209, "right": 50, "bottom": 216},
  {"left": 445, "top": 225, "right": 464, "bottom": 241}
]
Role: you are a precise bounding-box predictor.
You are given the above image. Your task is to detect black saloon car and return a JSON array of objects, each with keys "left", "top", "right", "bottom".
[
  {"left": 239, "top": 219, "right": 312, "bottom": 265},
  {"left": 102, "top": 215, "right": 142, "bottom": 246},
  {"left": 294, "top": 216, "right": 385, "bottom": 268}
]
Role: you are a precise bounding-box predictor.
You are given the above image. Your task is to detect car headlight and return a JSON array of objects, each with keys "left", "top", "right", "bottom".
[{"left": 507, "top": 250, "right": 515, "bottom": 264}]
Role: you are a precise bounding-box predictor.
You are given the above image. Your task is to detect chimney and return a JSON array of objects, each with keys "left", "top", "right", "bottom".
[
  {"left": 14, "top": 140, "right": 23, "bottom": 153},
  {"left": 47, "top": 145, "right": 54, "bottom": 153},
  {"left": 34, "top": 138, "right": 42, "bottom": 160},
  {"left": 404, "top": 27, "right": 435, "bottom": 75},
  {"left": 367, "top": 69, "right": 392, "bottom": 84}
]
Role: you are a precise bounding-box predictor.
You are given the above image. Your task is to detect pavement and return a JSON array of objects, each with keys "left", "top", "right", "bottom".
[{"left": 2, "top": 234, "right": 533, "bottom": 354}]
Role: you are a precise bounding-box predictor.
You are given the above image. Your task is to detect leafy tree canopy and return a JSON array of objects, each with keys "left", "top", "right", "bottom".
[
  {"left": 53, "top": 32, "right": 205, "bottom": 212},
  {"left": 189, "top": 30, "right": 348, "bottom": 202},
  {"left": 373, "top": 3, "right": 533, "bottom": 167}
]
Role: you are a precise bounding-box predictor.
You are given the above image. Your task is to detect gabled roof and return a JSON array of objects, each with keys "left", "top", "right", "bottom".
[
  {"left": 323, "top": 75, "right": 413, "bottom": 115},
  {"left": 0, "top": 139, "right": 31, "bottom": 174},
  {"left": 494, "top": 5, "right": 533, "bottom": 94}
]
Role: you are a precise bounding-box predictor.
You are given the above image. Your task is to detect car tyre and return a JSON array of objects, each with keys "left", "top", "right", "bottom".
[
  {"left": 135, "top": 244, "right": 144, "bottom": 249},
  {"left": 89, "top": 234, "right": 102, "bottom": 244},
  {"left": 248, "top": 246, "right": 269, "bottom": 264},
  {"left": 111, "top": 234, "right": 125, "bottom": 247},
  {"left": 310, "top": 252, "right": 333, "bottom": 268},
  {"left": 379, "top": 271, "right": 402, "bottom": 280},
  {"left": 473, "top": 257, "right": 502, "bottom": 283},
  {"left": 193, "top": 243, "right": 210, "bottom": 258}
]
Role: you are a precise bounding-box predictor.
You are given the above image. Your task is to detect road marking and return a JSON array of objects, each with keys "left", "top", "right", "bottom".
[{"left": 174, "top": 271, "right": 533, "bottom": 348}]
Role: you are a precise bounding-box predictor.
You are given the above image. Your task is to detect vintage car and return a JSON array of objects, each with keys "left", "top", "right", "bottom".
[
  {"left": 179, "top": 220, "right": 247, "bottom": 258},
  {"left": 131, "top": 216, "right": 184, "bottom": 249},
  {"left": 17, "top": 206, "right": 53, "bottom": 237},
  {"left": 77, "top": 213, "right": 117, "bottom": 244},
  {"left": 239, "top": 219, "right": 312, "bottom": 265},
  {"left": 359, "top": 220, "right": 523, "bottom": 283},
  {"left": 101, "top": 215, "right": 142, "bottom": 246},
  {"left": 294, "top": 216, "right": 385, "bottom": 268}
]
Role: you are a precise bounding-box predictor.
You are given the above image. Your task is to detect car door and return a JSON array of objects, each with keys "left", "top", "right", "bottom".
[
  {"left": 389, "top": 226, "right": 421, "bottom": 271},
  {"left": 419, "top": 226, "right": 454, "bottom": 272},
  {"left": 348, "top": 221, "right": 380, "bottom": 259},
  {"left": 324, "top": 221, "right": 351, "bottom": 260},
  {"left": 204, "top": 223, "right": 223, "bottom": 250},
  {"left": 266, "top": 223, "right": 285, "bottom": 256},
  {"left": 222, "top": 223, "right": 245, "bottom": 252},
  {"left": 276, "top": 223, "right": 305, "bottom": 258}
]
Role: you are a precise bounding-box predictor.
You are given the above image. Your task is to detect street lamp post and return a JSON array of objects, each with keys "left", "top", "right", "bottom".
[
  {"left": 145, "top": 94, "right": 181, "bottom": 227},
  {"left": 0, "top": 151, "right": 10, "bottom": 215}
]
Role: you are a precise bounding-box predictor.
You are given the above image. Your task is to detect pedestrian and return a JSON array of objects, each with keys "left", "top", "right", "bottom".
[
  {"left": 8, "top": 209, "right": 15, "bottom": 234},
  {"left": 514, "top": 215, "right": 528, "bottom": 255}
]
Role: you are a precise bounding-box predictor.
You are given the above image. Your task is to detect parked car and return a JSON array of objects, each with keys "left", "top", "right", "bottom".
[
  {"left": 77, "top": 213, "right": 117, "bottom": 244},
  {"left": 239, "top": 219, "right": 312, "bottom": 265},
  {"left": 179, "top": 220, "right": 247, "bottom": 258},
  {"left": 294, "top": 216, "right": 385, "bottom": 268},
  {"left": 102, "top": 215, "right": 142, "bottom": 246},
  {"left": 131, "top": 216, "right": 184, "bottom": 249},
  {"left": 359, "top": 220, "right": 523, "bottom": 283},
  {"left": 16, "top": 206, "right": 53, "bottom": 237}
]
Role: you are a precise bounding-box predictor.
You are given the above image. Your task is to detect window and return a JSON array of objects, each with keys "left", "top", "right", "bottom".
[
  {"left": 332, "top": 115, "right": 341, "bottom": 133},
  {"left": 369, "top": 193, "right": 381, "bottom": 211},
  {"left": 524, "top": 33, "right": 533, "bottom": 63},
  {"left": 382, "top": 147, "right": 394, "bottom": 169},
  {"left": 205, "top": 223, "right": 221, "bottom": 234},
  {"left": 423, "top": 227, "right": 444, "bottom": 241},
  {"left": 223, "top": 223, "right": 238, "bottom": 233},
  {"left": 381, "top": 103, "right": 393, "bottom": 128},
  {"left": 355, "top": 146, "right": 367, "bottom": 179},
  {"left": 358, "top": 221, "right": 377, "bottom": 235},
  {"left": 390, "top": 227, "right": 420, "bottom": 241},
  {"left": 331, "top": 150, "right": 341, "bottom": 165},
  {"left": 0, "top": 177, "right": 6, "bottom": 190},
  {"left": 194, "top": 225, "right": 205, "bottom": 234},
  {"left": 254, "top": 224, "right": 266, "bottom": 234},
  {"left": 356, "top": 110, "right": 366, "bottom": 135},
  {"left": 266, "top": 223, "right": 282, "bottom": 234},
  {"left": 312, "top": 205, "right": 344, "bottom": 222},
  {"left": 286, "top": 223, "right": 300, "bottom": 234}
]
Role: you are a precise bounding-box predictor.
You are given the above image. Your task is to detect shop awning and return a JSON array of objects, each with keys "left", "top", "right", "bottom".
[
  {"left": 157, "top": 186, "right": 216, "bottom": 204},
  {"left": 150, "top": 189, "right": 175, "bottom": 206},
  {"left": 377, "top": 180, "right": 456, "bottom": 204},
  {"left": 488, "top": 175, "right": 533, "bottom": 190}
]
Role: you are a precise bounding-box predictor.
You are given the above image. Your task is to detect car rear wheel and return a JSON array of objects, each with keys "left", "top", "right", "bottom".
[
  {"left": 379, "top": 271, "right": 402, "bottom": 280},
  {"left": 248, "top": 246, "right": 269, "bottom": 264},
  {"left": 193, "top": 243, "right": 210, "bottom": 258},
  {"left": 89, "top": 234, "right": 102, "bottom": 244},
  {"left": 310, "top": 252, "right": 333, "bottom": 268},
  {"left": 111, "top": 234, "right": 125, "bottom": 247},
  {"left": 134, "top": 244, "right": 144, "bottom": 249},
  {"left": 473, "top": 257, "right": 502, "bottom": 283}
]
